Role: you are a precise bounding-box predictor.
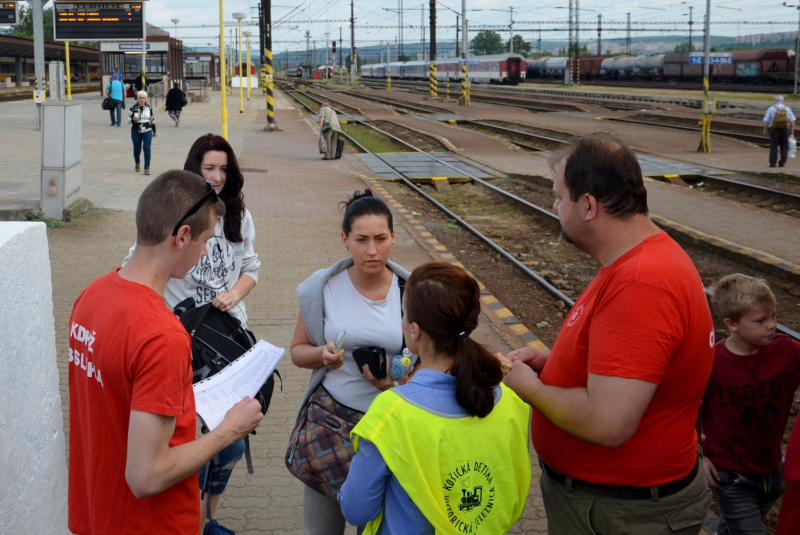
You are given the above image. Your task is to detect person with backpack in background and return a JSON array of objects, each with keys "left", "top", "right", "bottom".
[
  {"left": 763, "top": 95, "right": 796, "bottom": 168},
  {"left": 105, "top": 73, "right": 125, "bottom": 127},
  {"left": 123, "top": 134, "right": 261, "bottom": 535}
]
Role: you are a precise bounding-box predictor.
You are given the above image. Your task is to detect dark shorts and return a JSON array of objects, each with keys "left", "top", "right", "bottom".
[{"left": 198, "top": 439, "right": 246, "bottom": 495}]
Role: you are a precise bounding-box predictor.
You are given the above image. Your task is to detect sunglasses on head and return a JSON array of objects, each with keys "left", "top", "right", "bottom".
[{"left": 171, "top": 180, "right": 218, "bottom": 236}]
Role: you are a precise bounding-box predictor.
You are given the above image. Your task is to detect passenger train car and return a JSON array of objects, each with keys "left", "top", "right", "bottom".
[
  {"left": 0, "top": 57, "right": 100, "bottom": 84},
  {"left": 525, "top": 49, "right": 794, "bottom": 84},
  {"left": 360, "top": 53, "right": 525, "bottom": 85}
]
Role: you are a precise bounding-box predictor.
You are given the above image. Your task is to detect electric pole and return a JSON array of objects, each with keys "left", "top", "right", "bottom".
[
  {"left": 509, "top": 7, "right": 514, "bottom": 54},
  {"left": 325, "top": 32, "right": 330, "bottom": 78},
  {"left": 626, "top": 13, "right": 632, "bottom": 55},
  {"left": 261, "top": 0, "right": 277, "bottom": 130},
  {"left": 350, "top": 0, "right": 356, "bottom": 85},
  {"left": 597, "top": 14, "right": 601, "bottom": 56},
  {"left": 429, "top": 0, "right": 437, "bottom": 96},
  {"left": 456, "top": 14, "right": 459, "bottom": 57},
  {"left": 689, "top": 7, "right": 693, "bottom": 51},
  {"left": 398, "top": 0, "right": 404, "bottom": 57}
]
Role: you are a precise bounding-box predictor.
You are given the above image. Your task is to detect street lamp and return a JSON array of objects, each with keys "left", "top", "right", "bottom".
[
  {"left": 232, "top": 12, "right": 247, "bottom": 113},
  {"left": 243, "top": 30, "right": 253, "bottom": 100},
  {"left": 172, "top": 18, "right": 180, "bottom": 39},
  {"left": 218, "top": 2, "right": 228, "bottom": 139}
]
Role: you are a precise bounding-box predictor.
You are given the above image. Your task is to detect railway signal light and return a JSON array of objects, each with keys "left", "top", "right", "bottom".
[{"left": 332, "top": 41, "right": 336, "bottom": 54}]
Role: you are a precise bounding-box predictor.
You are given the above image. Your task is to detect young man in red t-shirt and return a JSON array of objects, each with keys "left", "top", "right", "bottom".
[
  {"left": 68, "top": 170, "right": 264, "bottom": 535},
  {"left": 505, "top": 133, "right": 714, "bottom": 534},
  {"left": 700, "top": 274, "right": 800, "bottom": 535}
]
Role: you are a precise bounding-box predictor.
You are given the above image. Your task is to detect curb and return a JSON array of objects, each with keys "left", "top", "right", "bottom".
[
  {"left": 651, "top": 214, "right": 800, "bottom": 285},
  {"left": 360, "top": 175, "right": 549, "bottom": 351}
]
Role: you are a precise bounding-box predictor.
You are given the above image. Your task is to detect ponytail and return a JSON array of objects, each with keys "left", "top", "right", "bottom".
[
  {"left": 451, "top": 338, "right": 503, "bottom": 418},
  {"left": 405, "top": 262, "right": 503, "bottom": 418}
]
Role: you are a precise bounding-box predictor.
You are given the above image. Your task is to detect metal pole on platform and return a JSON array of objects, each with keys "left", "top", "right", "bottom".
[
  {"left": 244, "top": 31, "right": 252, "bottom": 99},
  {"left": 65, "top": 42, "right": 72, "bottom": 100},
  {"left": 31, "top": 0, "right": 45, "bottom": 129},
  {"left": 233, "top": 13, "right": 246, "bottom": 113},
  {"left": 219, "top": 0, "right": 229, "bottom": 139},
  {"left": 795, "top": 6, "right": 800, "bottom": 95},
  {"left": 141, "top": 2, "right": 147, "bottom": 78},
  {"left": 263, "top": 0, "right": 277, "bottom": 131},
  {"left": 429, "top": 0, "right": 437, "bottom": 97},
  {"left": 699, "top": 7, "right": 712, "bottom": 153},
  {"left": 350, "top": 0, "right": 356, "bottom": 85}
]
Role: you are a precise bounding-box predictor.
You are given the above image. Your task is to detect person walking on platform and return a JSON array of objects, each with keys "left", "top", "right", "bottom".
[
  {"left": 504, "top": 132, "right": 714, "bottom": 535},
  {"left": 166, "top": 82, "right": 187, "bottom": 127},
  {"left": 123, "top": 134, "right": 261, "bottom": 535},
  {"left": 67, "top": 170, "right": 264, "bottom": 535},
  {"left": 289, "top": 190, "right": 409, "bottom": 535},
  {"left": 128, "top": 91, "right": 157, "bottom": 175},
  {"left": 135, "top": 71, "right": 147, "bottom": 94},
  {"left": 105, "top": 73, "right": 125, "bottom": 127},
  {"left": 339, "top": 262, "right": 533, "bottom": 534},
  {"left": 319, "top": 102, "right": 342, "bottom": 160},
  {"left": 763, "top": 95, "right": 795, "bottom": 168}
]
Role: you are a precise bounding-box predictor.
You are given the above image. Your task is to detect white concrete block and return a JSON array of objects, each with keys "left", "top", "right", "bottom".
[{"left": 0, "top": 223, "right": 68, "bottom": 535}]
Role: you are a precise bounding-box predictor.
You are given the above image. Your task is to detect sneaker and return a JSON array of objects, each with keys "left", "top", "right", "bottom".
[
  {"left": 203, "top": 520, "right": 236, "bottom": 535},
  {"left": 110, "top": 123, "right": 115, "bottom": 127},
  {"left": 176, "top": 119, "right": 180, "bottom": 127},
  {"left": 144, "top": 169, "right": 151, "bottom": 176}
]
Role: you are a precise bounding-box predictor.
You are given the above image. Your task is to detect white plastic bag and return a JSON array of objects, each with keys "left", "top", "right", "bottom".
[{"left": 789, "top": 135, "right": 797, "bottom": 159}]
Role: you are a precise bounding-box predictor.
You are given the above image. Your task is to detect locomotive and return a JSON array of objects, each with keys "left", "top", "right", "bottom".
[{"left": 526, "top": 49, "right": 795, "bottom": 84}]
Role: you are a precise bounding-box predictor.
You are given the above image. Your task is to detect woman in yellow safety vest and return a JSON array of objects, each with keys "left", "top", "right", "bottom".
[{"left": 339, "top": 262, "right": 532, "bottom": 534}]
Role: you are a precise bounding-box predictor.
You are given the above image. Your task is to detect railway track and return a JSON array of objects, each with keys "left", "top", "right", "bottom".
[
  {"left": 307, "top": 84, "right": 800, "bottom": 209},
  {"left": 281, "top": 84, "right": 800, "bottom": 341}
]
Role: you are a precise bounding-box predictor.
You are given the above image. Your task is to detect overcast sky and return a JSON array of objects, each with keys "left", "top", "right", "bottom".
[{"left": 39, "top": 0, "right": 800, "bottom": 52}]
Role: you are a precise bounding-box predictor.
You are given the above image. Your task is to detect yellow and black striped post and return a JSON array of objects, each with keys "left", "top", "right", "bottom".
[
  {"left": 264, "top": 48, "right": 277, "bottom": 130},
  {"left": 387, "top": 68, "right": 391, "bottom": 93},
  {"left": 429, "top": 64, "right": 438, "bottom": 97},
  {"left": 461, "top": 63, "right": 469, "bottom": 106}
]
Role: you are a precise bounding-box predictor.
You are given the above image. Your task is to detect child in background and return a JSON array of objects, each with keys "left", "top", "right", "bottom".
[{"left": 699, "top": 274, "right": 800, "bottom": 535}]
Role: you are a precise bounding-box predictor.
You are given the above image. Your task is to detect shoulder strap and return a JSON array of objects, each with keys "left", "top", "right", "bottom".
[{"left": 398, "top": 276, "right": 406, "bottom": 352}]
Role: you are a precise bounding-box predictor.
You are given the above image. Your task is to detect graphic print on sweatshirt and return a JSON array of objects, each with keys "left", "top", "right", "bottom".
[{"left": 187, "top": 235, "right": 241, "bottom": 303}]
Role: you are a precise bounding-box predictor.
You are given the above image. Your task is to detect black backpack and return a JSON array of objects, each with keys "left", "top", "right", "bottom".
[
  {"left": 173, "top": 298, "right": 281, "bottom": 518},
  {"left": 172, "top": 297, "right": 279, "bottom": 415}
]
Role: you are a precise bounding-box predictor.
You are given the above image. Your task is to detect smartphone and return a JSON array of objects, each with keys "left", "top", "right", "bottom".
[{"left": 353, "top": 346, "right": 387, "bottom": 379}]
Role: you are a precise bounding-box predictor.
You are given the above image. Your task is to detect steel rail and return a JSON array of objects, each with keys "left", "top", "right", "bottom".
[{"left": 694, "top": 174, "right": 800, "bottom": 205}]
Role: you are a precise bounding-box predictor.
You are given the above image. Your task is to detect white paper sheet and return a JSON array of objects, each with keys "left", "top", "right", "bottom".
[{"left": 193, "top": 339, "right": 286, "bottom": 431}]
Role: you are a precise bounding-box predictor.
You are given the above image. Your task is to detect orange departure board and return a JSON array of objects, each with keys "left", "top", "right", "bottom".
[
  {"left": 54, "top": 2, "right": 144, "bottom": 41},
  {"left": 0, "top": 3, "right": 18, "bottom": 26}
]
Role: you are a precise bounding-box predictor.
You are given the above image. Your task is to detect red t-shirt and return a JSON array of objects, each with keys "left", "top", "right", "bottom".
[
  {"left": 531, "top": 232, "right": 714, "bottom": 487},
  {"left": 700, "top": 334, "right": 800, "bottom": 474},
  {"left": 775, "top": 421, "right": 800, "bottom": 535},
  {"left": 68, "top": 269, "right": 199, "bottom": 535}
]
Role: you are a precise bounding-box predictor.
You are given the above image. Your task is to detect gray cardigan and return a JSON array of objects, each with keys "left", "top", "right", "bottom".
[{"left": 294, "top": 257, "right": 411, "bottom": 416}]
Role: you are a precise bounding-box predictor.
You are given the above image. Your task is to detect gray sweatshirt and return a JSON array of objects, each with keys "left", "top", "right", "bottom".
[{"left": 294, "top": 257, "right": 410, "bottom": 416}]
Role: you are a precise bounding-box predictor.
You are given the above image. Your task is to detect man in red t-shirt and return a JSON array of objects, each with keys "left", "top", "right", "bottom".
[
  {"left": 700, "top": 274, "right": 800, "bottom": 535},
  {"left": 776, "top": 421, "right": 800, "bottom": 535},
  {"left": 505, "top": 133, "right": 714, "bottom": 534},
  {"left": 68, "top": 170, "right": 264, "bottom": 535}
]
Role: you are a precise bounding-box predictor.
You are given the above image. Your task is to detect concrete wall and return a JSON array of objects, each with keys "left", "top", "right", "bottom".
[{"left": 0, "top": 223, "right": 68, "bottom": 534}]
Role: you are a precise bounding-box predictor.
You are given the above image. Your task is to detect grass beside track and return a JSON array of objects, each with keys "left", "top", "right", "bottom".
[{"left": 340, "top": 123, "right": 412, "bottom": 153}]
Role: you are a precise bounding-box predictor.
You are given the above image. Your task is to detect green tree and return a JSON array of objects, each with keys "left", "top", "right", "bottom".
[
  {"left": 673, "top": 41, "right": 696, "bottom": 53},
  {"left": 398, "top": 54, "right": 414, "bottom": 62},
  {"left": 13, "top": 5, "right": 54, "bottom": 42},
  {"left": 506, "top": 35, "right": 532, "bottom": 55},
  {"left": 470, "top": 31, "right": 504, "bottom": 55}
]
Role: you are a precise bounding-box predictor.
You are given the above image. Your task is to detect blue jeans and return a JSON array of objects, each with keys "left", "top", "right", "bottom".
[
  {"left": 714, "top": 466, "right": 783, "bottom": 535},
  {"left": 198, "top": 439, "right": 246, "bottom": 496},
  {"left": 131, "top": 130, "right": 153, "bottom": 170},
  {"left": 109, "top": 99, "right": 122, "bottom": 126}
]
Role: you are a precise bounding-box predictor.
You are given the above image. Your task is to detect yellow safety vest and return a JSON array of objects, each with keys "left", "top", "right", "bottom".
[{"left": 352, "top": 384, "right": 532, "bottom": 534}]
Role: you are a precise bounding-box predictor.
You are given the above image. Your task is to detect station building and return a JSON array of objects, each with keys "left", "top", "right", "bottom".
[
  {"left": 99, "top": 23, "right": 183, "bottom": 90},
  {"left": 0, "top": 34, "right": 100, "bottom": 87}
]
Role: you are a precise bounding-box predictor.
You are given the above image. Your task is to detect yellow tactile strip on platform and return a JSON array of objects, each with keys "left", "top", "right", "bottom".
[{"left": 363, "top": 176, "right": 549, "bottom": 351}]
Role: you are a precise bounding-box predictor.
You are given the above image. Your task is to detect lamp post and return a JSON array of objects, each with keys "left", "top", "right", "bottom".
[
  {"left": 171, "top": 19, "right": 180, "bottom": 88},
  {"left": 218, "top": 2, "right": 228, "bottom": 139},
  {"left": 243, "top": 31, "right": 253, "bottom": 100},
  {"left": 232, "top": 12, "right": 247, "bottom": 114}
]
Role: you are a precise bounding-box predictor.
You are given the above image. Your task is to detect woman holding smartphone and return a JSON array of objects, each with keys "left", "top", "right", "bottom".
[{"left": 289, "top": 190, "right": 409, "bottom": 535}]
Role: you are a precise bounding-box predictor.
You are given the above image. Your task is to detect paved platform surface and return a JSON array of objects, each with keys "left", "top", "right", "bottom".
[{"left": 45, "top": 89, "right": 549, "bottom": 533}]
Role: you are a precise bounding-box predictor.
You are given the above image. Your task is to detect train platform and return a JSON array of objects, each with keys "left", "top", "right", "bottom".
[{"left": 41, "top": 88, "right": 549, "bottom": 533}]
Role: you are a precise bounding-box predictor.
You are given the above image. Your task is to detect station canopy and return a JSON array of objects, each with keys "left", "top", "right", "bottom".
[{"left": 0, "top": 34, "right": 100, "bottom": 62}]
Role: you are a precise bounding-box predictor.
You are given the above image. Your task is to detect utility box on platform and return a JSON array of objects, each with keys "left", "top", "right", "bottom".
[{"left": 41, "top": 101, "right": 82, "bottom": 220}]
